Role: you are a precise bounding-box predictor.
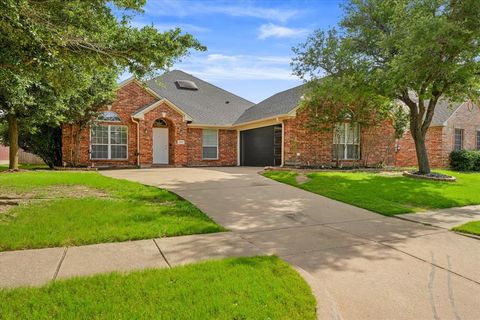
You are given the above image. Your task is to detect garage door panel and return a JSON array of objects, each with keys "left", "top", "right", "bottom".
[{"left": 240, "top": 125, "right": 281, "bottom": 167}]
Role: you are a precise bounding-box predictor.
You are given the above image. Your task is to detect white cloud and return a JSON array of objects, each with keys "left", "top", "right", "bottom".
[
  {"left": 206, "top": 54, "right": 239, "bottom": 62},
  {"left": 175, "top": 53, "right": 298, "bottom": 81},
  {"left": 258, "top": 23, "right": 308, "bottom": 39},
  {"left": 144, "top": 0, "right": 300, "bottom": 22}
]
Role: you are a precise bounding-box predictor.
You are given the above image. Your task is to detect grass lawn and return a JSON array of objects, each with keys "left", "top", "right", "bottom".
[
  {"left": 0, "top": 171, "right": 223, "bottom": 251},
  {"left": 452, "top": 221, "right": 480, "bottom": 236},
  {"left": 0, "top": 256, "right": 316, "bottom": 320},
  {"left": 0, "top": 163, "right": 49, "bottom": 171},
  {"left": 264, "top": 170, "right": 480, "bottom": 216}
]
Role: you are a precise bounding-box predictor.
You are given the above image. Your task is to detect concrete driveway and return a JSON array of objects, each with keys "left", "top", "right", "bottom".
[{"left": 103, "top": 167, "right": 480, "bottom": 320}]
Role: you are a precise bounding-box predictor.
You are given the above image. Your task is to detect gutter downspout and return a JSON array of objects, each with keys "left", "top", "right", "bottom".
[{"left": 131, "top": 117, "right": 140, "bottom": 167}]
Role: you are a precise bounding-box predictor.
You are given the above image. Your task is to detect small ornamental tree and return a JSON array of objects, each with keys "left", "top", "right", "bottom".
[
  {"left": 293, "top": 0, "right": 480, "bottom": 174},
  {"left": 0, "top": 0, "right": 205, "bottom": 170}
]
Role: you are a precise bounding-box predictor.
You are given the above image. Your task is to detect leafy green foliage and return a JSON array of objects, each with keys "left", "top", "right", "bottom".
[
  {"left": 452, "top": 221, "right": 480, "bottom": 236},
  {"left": 450, "top": 150, "right": 480, "bottom": 171},
  {"left": 264, "top": 170, "right": 480, "bottom": 216},
  {"left": 292, "top": 0, "right": 480, "bottom": 173},
  {"left": 391, "top": 105, "right": 409, "bottom": 139},
  {"left": 0, "top": 171, "right": 223, "bottom": 251},
  {"left": 0, "top": 0, "right": 205, "bottom": 168},
  {"left": 0, "top": 256, "right": 316, "bottom": 320}
]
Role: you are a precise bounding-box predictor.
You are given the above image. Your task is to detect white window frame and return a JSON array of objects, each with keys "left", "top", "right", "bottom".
[
  {"left": 96, "top": 111, "right": 121, "bottom": 122},
  {"left": 202, "top": 129, "right": 219, "bottom": 160},
  {"left": 454, "top": 128, "right": 464, "bottom": 151},
  {"left": 90, "top": 125, "right": 128, "bottom": 160},
  {"left": 333, "top": 122, "right": 360, "bottom": 160}
]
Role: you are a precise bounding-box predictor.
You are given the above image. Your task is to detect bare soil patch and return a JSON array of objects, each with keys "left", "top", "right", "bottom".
[
  {"left": 295, "top": 173, "right": 310, "bottom": 184},
  {"left": 0, "top": 186, "right": 109, "bottom": 215}
]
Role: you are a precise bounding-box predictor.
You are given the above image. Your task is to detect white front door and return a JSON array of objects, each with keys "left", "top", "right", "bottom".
[{"left": 153, "top": 128, "right": 169, "bottom": 164}]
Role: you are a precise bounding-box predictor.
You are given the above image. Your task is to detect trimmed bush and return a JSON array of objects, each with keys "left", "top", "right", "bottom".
[{"left": 450, "top": 150, "right": 480, "bottom": 171}]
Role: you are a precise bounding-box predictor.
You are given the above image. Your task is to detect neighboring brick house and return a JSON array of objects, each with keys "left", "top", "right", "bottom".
[
  {"left": 395, "top": 101, "right": 480, "bottom": 167},
  {"left": 64, "top": 69, "right": 455, "bottom": 169}
]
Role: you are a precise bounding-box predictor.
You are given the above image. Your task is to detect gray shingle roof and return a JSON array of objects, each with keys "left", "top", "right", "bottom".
[
  {"left": 144, "top": 70, "right": 254, "bottom": 125},
  {"left": 430, "top": 100, "right": 463, "bottom": 126},
  {"left": 399, "top": 96, "right": 464, "bottom": 126},
  {"left": 234, "top": 84, "right": 305, "bottom": 124},
  {"left": 133, "top": 71, "right": 464, "bottom": 128}
]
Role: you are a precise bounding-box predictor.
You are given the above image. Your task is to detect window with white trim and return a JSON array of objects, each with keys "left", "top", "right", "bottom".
[
  {"left": 454, "top": 128, "right": 464, "bottom": 151},
  {"left": 90, "top": 125, "right": 128, "bottom": 160},
  {"left": 333, "top": 122, "right": 360, "bottom": 160},
  {"left": 202, "top": 129, "right": 218, "bottom": 160},
  {"left": 97, "top": 111, "right": 121, "bottom": 122}
]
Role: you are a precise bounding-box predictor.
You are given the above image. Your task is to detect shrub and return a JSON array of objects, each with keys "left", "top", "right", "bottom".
[{"left": 450, "top": 150, "right": 480, "bottom": 171}]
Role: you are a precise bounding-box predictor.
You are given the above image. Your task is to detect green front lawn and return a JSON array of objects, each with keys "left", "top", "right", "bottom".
[
  {"left": 264, "top": 170, "right": 480, "bottom": 216},
  {"left": 0, "top": 163, "right": 49, "bottom": 171},
  {"left": 0, "top": 171, "right": 223, "bottom": 251},
  {"left": 0, "top": 256, "right": 316, "bottom": 320},
  {"left": 452, "top": 221, "right": 480, "bottom": 236}
]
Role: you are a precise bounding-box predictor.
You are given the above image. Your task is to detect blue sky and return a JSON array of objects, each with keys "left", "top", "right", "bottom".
[{"left": 125, "top": 0, "right": 344, "bottom": 103}]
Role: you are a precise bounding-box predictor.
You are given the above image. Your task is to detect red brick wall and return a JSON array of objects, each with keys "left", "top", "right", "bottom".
[
  {"left": 187, "top": 128, "right": 237, "bottom": 166},
  {"left": 283, "top": 110, "right": 396, "bottom": 167},
  {"left": 61, "top": 80, "right": 236, "bottom": 167},
  {"left": 362, "top": 121, "right": 396, "bottom": 166},
  {"left": 62, "top": 81, "right": 158, "bottom": 167},
  {"left": 140, "top": 102, "right": 187, "bottom": 166},
  {"left": 395, "top": 127, "right": 444, "bottom": 168},
  {"left": 442, "top": 102, "right": 480, "bottom": 159},
  {"left": 395, "top": 102, "right": 480, "bottom": 168}
]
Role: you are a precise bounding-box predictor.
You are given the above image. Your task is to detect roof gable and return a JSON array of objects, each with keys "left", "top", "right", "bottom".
[
  {"left": 145, "top": 70, "right": 254, "bottom": 125},
  {"left": 234, "top": 84, "right": 305, "bottom": 125},
  {"left": 131, "top": 98, "right": 193, "bottom": 121}
]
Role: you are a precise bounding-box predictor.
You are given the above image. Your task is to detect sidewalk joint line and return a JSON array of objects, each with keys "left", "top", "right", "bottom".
[
  {"left": 53, "top": 247, "right": 68, "bottom": 281},
  {"left": 237, "top": 217, "right": 378, "bottom": 235},
  {"left": 320, "top": 223, "right": 480, "bottom": 286},
  {"left": 153, "top": 239, "right": 171, "bottom": 268},
  {"left": 393, "top": 215, "right": 450, "bottom": 230}
]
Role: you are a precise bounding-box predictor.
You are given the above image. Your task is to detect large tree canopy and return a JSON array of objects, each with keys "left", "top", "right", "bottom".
[
  {"left": 293, "top": 0, "right": 480, "bottom": 174},
  {"left": 0, "top": 0, "right": 205, "bottom": 169}
]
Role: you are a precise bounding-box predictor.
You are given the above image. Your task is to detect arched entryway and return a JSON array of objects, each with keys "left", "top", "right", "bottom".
[{"left": 152, "top": 119, "right": 170, "bottom": 164}]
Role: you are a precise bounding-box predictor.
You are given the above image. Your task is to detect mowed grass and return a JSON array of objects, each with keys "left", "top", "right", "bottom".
[
  {"left": 452, "top": 221, "right": 480, "bottom": 236},
  {"left": 0, "top": 171, "right": 223, "bottom": 251},
  {"left": 0, "top": 256, "right": 316, "bottom": 320},
  {"left": 264, "top": 170, "right": 480, "bottom": 216},
  {"left": 0, "top": 163, "right": 49, "bottom": 171}
]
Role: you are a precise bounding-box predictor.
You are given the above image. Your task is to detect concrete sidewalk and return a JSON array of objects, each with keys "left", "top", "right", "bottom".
[
  {"left": 400, "top": 205, "right": 480, "bottom": 229},
  {"left": 0, "top": 233, "right": 262, "bottom": 288}
]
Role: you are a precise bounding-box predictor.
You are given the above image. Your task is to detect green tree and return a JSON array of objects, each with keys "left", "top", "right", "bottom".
[
  {"left": 293, "top": 0, "right": 480, "bottom": 174},
  {"left": 0, "top": 0, "right": 205, "bottom": 170}
]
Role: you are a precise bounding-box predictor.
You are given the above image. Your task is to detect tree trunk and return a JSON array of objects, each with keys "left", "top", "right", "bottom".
[
  {"left": 412, "top": 129, "right": 431, "bottom": 174},
  {"left": 7, "top": 114, "right": 19, "bottom": 170}
]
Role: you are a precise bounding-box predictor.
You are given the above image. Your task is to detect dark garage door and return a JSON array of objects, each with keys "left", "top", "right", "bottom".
[{"left": 240, "top": 125, "right": 282, "bottom": 166}]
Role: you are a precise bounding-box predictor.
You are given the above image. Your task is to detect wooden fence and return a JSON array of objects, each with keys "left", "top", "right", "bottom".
[{"left": 0, "top": 145, "right": 45, "bottom": 164}]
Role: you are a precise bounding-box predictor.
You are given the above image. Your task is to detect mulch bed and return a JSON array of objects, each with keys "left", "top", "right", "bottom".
[{"left": 403, "top": 171, "right": 456, "bottom": 182}]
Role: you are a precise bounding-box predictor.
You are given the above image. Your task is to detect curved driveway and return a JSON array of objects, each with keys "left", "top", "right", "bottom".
[{"left": 103, "top": 167, "right": 480, "bottom": 320}]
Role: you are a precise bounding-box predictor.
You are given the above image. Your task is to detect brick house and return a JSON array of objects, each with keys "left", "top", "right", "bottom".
[
  {"left": 395, "top": 100, "right": 480, "bottom": 167},
  {"left": 63, "top": 69, "right": 470, "bottom": 169}
]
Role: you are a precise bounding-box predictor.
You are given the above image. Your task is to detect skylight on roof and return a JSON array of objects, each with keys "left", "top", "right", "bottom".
[{"left": 175, "top": 80, "right": 198, "bottom": 90}]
